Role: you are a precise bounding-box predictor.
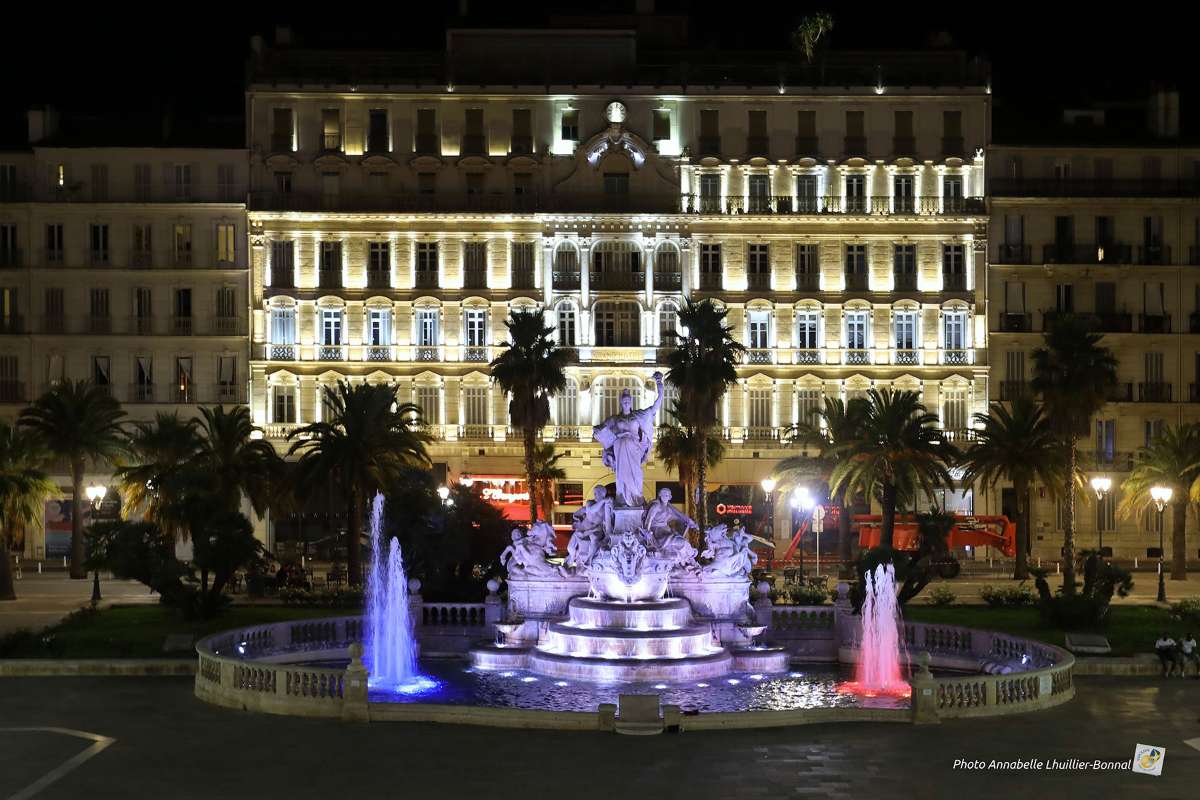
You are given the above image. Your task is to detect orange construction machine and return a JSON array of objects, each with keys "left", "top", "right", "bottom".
[{"left": 852, "top": 514, "right": 1017, "bottom": 557}]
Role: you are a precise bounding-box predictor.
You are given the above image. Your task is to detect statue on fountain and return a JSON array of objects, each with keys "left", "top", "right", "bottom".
[
  {"left": 592, "top": 372, "right": 665, "bottom": 507},
  {"left": 500, "top": 521, "right": 566, "bottom": 578},
  {"left": 566, "top": 486, "right": 613, "bottom": 571},
  {"left": 642, "top": 487, "right": 699, "bottom": 571},
  {"left": 699, "top": 523, "right": 759, "bottom": 578}
]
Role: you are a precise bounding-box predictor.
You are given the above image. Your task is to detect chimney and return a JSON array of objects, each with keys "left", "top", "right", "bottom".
[
  {"left": 1147, "top": 88, "right": 1180, "bottom": 138},
  {"left": 27, "top": 106, "right": 59, "bottom": 144}
]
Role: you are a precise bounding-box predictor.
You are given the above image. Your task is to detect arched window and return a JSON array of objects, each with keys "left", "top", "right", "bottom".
[
  {"left": 654, "top": 241, "right": 681, "bottom": 291},
  {"left": 553, "top": 241, "right": 581, "bottom": 290},
  {"left": 591, "top": 241, "right": 643, "bottom": 290},
  {"left": 656, "top": 301, "right": 679, "bottom": 345},
  {"left": 594, "top": 301, "right": 640, "bottom": 346}
]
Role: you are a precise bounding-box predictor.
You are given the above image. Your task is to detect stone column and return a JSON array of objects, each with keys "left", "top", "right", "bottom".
[
  {"left": 752, "top": 580, "right": 773, "bottom": 627},
  {"left": 909, "top": 651, "right": 940, "bottom": 725},
  {"left": 484, "top": 579, "right": 504, "bottom": 627},
  {"left": 341, "top": 643, "right": 370, "bottom": 722}
]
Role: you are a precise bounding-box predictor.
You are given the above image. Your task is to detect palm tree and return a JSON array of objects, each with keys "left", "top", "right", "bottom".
[
  {"left": 489, "top": 309, "right": 570, "bottom": 522},
  {"left": 20, "top": 380, "right": 127, "bottom": 578},
  {"left": 290, "top": 381, "right": 430, "bottom": 587},
  {"left": 115, "top": 412, "right": 201, "bottom": 531},
  {"left": 830, "top": 389, "right": 955, "bottom": 550},
  {"left": 1032, "top": 314, "right": 1118, "bottom": 595},
  {"left": 1119, "top": 424, "right": 1199, "bottom": 581},
  {"left": 665, "top": 298, "right": 745, "bottom": 532},
  {"left": 960, "top": 396, "right": 1069, "bottom": 579},
  {"left": 654, "top": 400, "right": 726, "bottom": 523},
  {"left": 192, "top": 406, "right": 282, "bottom": 517},
  {"left": 776, "top": 396, "right": 869, "bottom": 571},
  {"left": 0, "top": 423, "right": 57, "bottom": 600},
  {"left": 530, "top": 443, "right": 566, "bottom": 522}
]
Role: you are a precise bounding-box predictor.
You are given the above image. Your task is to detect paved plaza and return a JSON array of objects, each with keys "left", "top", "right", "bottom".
[
  {"left": 0, "top": 573, "right": 158, "bottom": 636},
  {"left": 0, "top": 676, "right": 1196, "bottom": 799}
]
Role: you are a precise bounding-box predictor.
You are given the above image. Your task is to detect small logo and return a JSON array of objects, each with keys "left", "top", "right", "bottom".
[{"left": 1132, "top": 744, "right": 1165, "bottom": 776}]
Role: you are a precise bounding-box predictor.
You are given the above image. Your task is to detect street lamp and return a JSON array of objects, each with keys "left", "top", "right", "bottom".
[
  {"left": 760, "top": 477, "right": 777, "bottom": 553},
  {"left": 85, "top": 483, "right": 106, "bottom": 605},
  {"left": 1090, "top": 476, "right": 1112, "bottom": 554},
  {"left": 1150, "top": 485, "right": 1173, "bottom": 603}
]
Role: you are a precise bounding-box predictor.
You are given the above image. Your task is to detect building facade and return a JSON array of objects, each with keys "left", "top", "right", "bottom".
[
  {"left": 987, "top": 137, "right": 1200, "bottom": 560},
  {"left": 0, "top": 113, "right": 249, "bottom": 558},
  {"left": 246, "top": 31, "right": 991, "bottom": 554}
]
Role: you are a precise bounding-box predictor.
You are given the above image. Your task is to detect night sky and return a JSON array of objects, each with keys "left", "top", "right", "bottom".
[{"left": 1, "top": 1, "right": 1189, "bottom": 139}]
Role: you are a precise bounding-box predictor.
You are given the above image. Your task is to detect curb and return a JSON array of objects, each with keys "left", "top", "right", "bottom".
[
  {"left": 1071, "top": 654, "right": 1160, "bottom": 676},
  {"left": 0, "top": 659, "right": 196, "bottom": 677}
]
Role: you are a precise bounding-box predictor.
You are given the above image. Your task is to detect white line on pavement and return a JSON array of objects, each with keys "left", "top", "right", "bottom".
[{"left": 1, "top": 727, "right": 116, "bottom": 800}]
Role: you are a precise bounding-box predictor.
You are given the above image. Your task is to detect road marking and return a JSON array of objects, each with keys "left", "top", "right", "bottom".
[
  {"left": 1, "top": 727, "right": 115, "bottom": 800},
  {"left": 1185, "top": 737, "right": 1200, "bottom": 752}
]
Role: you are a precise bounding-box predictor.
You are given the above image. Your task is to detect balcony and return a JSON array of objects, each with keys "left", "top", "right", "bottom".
[
  {"left": 746, "top": 273, "right": 771, "bottom": 291},
  {"left": 893, "top": 272, "right": 917, "bottom": 291},
  {"left": 1136, "top": 245, "right": 1171, "bottom": 266},
  {"left": 88, "top": 315, "right": 112, "bottom": 334},
  {"left": 551, "top": 425, "right": 582, "bottom": 441},
  {"left": 462, "top": 269, "right": 487, "bottom": 290},
  {"left": 170, "top": 385, "right": 196, "bottom": 404},
  {"left": 172, "top": 251, "right": 194, "bottom": 268},
  {"left": 463, "top": 346, "right": 489, "bottom": 363},
  {"left": 41, "top": 315, "right": 66, "bottom": 334},
  {"left": 1190, "top": 384, "right": 1200, "bottom": 403},
  {"left": 892, "top": 136, "right": 916, "bottom": 157},
  {"left": 553, "top": 270, "right": 581, "bottom": 290},
  {"left": 653, "top": 271, "right": 681, "bottom": 291},
  {"left": 511, "top": 268, "right": 536, "bottom": 290},
  {"left": 999, "top": 313, "right": 1033, "bottom": 333},
  {"left": 366, "top": 269, "right": 391, "bottom": 290},
  {"left": 745, "top": 349, "right": 773, "bottom": 365},
  {"left": 843, "top": 135, "right": 867, "bottom": 156},
  {"left": 0, "top": 249, "right": 22, "bottom": 268},
  {"left": 318, "top": 269, "right": 342, "bottom": 289},
  {"left": 0, "top": 315, "right": 24, "bottom": 334},
  {"left": 995, "top": 244, "right": 1032, "bottom": 264},
  {"left": 211, "top": 316, "right": 243, "bottom": 336},
  {"left": 893, "top": 349, "right": 919, "bottom": 366},
  {"left": 745, "top": 136, "right": 770, "bottom": 157},
  {"left": 131, "top": 316, "right": 155, "bottom": 336},
  {"left": 269, "top": 344, "right": 296, "bottom": 360},
  {"left": 795, "top": 273, "right": 820, "bottom": 292},
  {"left": 461, "top": 424, "right": 492, "bottom": 441},
  {"left": 844, "top": 272, "right": 869, "bottom": 291},
  {"left": 843, "top": 195, "right": 869, "bottom": 214},
  {"left": 414, "top": 271, "right": 438, "bottom": 290},
  {"left": 943, "top": 349, "right": 969, "bottom": 365},
  {"left": 1093, "top": 313, "right": 1134, "bottom": 333},
  {"left": 698, "top": 274, "right": 721, "bottom": 291},
  {"left": 415, "top": 346, "right": 440, "bottom": 362},
  {"left": 795, "top": 136, "right": 819, "bottom": 156},
  {"left": 89, "top": 250, "right": 111, "bottom": 267},
  {"left": 169, "top": 316, "right": 193, "bottom": 336},
  {"left": 461, "top": 134, "right": 487, "bottom": 156},
  {"left": 697, "top": 136, "right": 722, "bottom": 156},
  {"left": 999, "top": 381, "right": 1031, "bottom": 401},
  {"left": 318, "top": 345, "right": 345, "bottom": 361},
  {"left": 845, "top": 349, "right": 870, "bottom": 365},
  {"left": 990, "top": 178, "right": 1200, "bottom": 198},
  {"left": 590, "top": 270, "right": 644, "bottom": 291},
  {"left": 1041, "top": 243, "right": 1131, "bottom": 265},
  {"left": 941, "top": 136, "right": 965, "bottom": 156},
  {"left": 267, "top": 273, "right": 295, "bottom": 290},
  {"left": 1138, "top": 382, "right": 1172, "bottom": 402},
  {"left": 365, "top": 346, "right": 392, "bottom": 362},
  {"left": 0, "top": 380, "right": 26, "bottom": 403},
  {"left": 1105, "top": 383, "right": 1134, "bottom": 402},
  {"left": 1139, "top": 314, "right": 1171, "bottom": 333},
  {"left": 1082, "top": 450, "right": 1134, "bottom": 472},
  {"left": 129, "top": 250, "right": 154, "bottom": 269},
  {"left": 793, "top": 349, "right": 821, "bottom": 365},
  {"left": 128, "top": 384, "right": 159, "bottom": 403},
  {"left": 414, "top": 134, "right": 439, "bottom": 155},
  {"left": 213, "top": 383, "right": 245, "bottom": 404},
  {"left": 510, "top": 136, "right": 533, "bottom": 156},
  {"left": 745, "top": 427, "right": 780, "bottom": 443}
]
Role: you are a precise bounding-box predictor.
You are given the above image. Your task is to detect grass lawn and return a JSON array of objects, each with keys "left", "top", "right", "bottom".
[
  {"left": 903, "top": 604, "right": 1173, "bottom": 657},
  {"left": 0, "top": 604, "right": 353, "bottom": 660}
]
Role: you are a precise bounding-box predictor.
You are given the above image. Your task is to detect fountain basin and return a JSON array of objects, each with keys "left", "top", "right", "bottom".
[
  {"left": 541, "top": 623, "right": 718, "bottom": 660},
  {"left": 731, "top": 646, "right": 791, "bottom": 673},
  {"left": 528, "top": 649, "right": 733, "bottom": 682},
  {"left": 567, "top": 597, "right": 692, "bottom": 630}
]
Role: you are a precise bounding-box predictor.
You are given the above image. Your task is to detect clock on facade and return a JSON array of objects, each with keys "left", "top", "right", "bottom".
[{"left": 604, "top": 101, "right": 627, "bottom": 124}]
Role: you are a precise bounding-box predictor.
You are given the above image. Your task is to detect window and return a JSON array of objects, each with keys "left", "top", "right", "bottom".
[
  {"left": 596, "top": 378, "right": 642, "bottom": 422},
  {"left": 943, "top": 110, "right": 962, "bottom": 139},
  {"left": 213, "top": 223, "right": 235, "bottom": 264},
  {"left": 274, "top": 172, "right": 292, "bottom": 195},
  {"left": 319, "top": 240, "right": 342, "bottom": 284},
  {"left": 748, "top": 310, "right": 770, "bottom": 349},
  {"left": 557, "top": 304, "right": 577, "bottom": 346},
  {"left": 1056, "top": 283, "right": 1075, "bottom": 313},
  {"left": 657, "top": 303, "right": 679, "bottom": 345},
  {"left": 174, "top": 357, "right": 192, "bottom": 401},
  {"left": 943, "top": 243, "right": 966, "bottom": 289},
  {"left": 133, "top": 164, "right": 151, "bottom": 200},
  {"left": 510, "top": 241, "right": 535, "bottom": 289},
  {"left": 320, "top": 308, "right": 343, "bottom": 346},
  {"left": 463, "top": 108, "right": 485, "bottom": 154},
  {"left": 90, "top": 288, "right": 110, "bottom": 319},
  {"left": 270, "top": 307, "right": 296, "bottom": 345},
  {"left": 845, "top": 110, "right": 865, "bottom": 139},
  {"left": 463, "top": 386, "right": 489, "bottom": 427},
  {"left": 796, "top": 174, "right": 818, "bottom": 211},
  {"left": 173, "top": 288, "right": 192, "bottom": 324},
  {"left": 944, "top": 309, "right": 968, "bottom": 350},
  {"left": 134, "top": 287, "right": 152, "bottom": 332},
  {"left": 321, "top": 108, "right": 341, "bottom": 150},
  {"left": 270, "top": 241, "right": 294, "bottom": 287},
  {"left": 464, "top": 308, "right": 487, "bottom": 347},
  {"left": 173, "top": 225, "right": 192, "bottom": 266},
  {"left": 416, "top": 242, "right": 438, "bottom": 286},
  {"left": 513, "top": 172, "right": 532, "bottom": 196},
  {"left": 894, "top": 175, "right": 915, "bottom": 212},
  {"left": 90, "top": 224, "right": 110, "bottom": 263},
  {"left": 845, "top": 310, "right": 869, "bottom": 350},
  {"left": 368, "top": 308, "right": 392, "bottom": 347},
  {"left": 0, "top": 225, "right": 15, "bottom": 267},
  {"left": 894, "top": 110, "right": 914, "bottom": 139},
  {"left": 747, "top": 243, "right": 770, "bottom": 287},
  {"left": 943, "top": 175, "right": 964, "bottom": 211},
  {"left": 594, "top": 302, "right": 640, "bottom": 346},
  {"left": 132, "top": 356, "right": 154, "bottom": 394},
  {"left": 414, "top": 109, "right": 436, "bottom": 154},
  {"left": 652, "top": 109, "right": 671, "bottom": 141},
  {"left": 845, "top": 174, "right": 866, "bottom": 212},
  {"left": 1096, "top": 419, "right": 1116, "bottom": 463},
  {"left": 699, "top": 243, "right": 722, "bottom": 288},
  {"left": 699, "top": 109, "right": 720, "bottom": 151},
  {"left": 462, "top": 242, "right": 487, "bottom": 288},
  {"left": 174, "top": 165, "right": 192, "bottom": 200},
  {"left": 272, "top": 108, "right": 295, "bottom": 151},
  {"left": 45, "top": 223, "right": 64, "bottom": 263},
  {"left": 894, "top": 244, "right": 917, "bottom": 288},
  {"left": 417, "top": 173, "right": 436, "bottom": 195},
  {"left": 796, "top": 387, "right": 823, "bottom": 424},
  {"left": 511, "top": 109, "right": 532, "bottom": 154},
  {"left": 217, "top": 356, "right": 237, "bottom": 394},
  {"left": 44, "top": 287, "right": 64, "bottom": 330},
  {"left": 561, "top": 109, "right": 579, "bottom": 142},
  {"left": 795, "top": 310, "right": 820, "bottom": 349},
  {"left": 748, "top": 388, "right": 772, "bottom": 430},
  {"left": 217, "top": 164, "right": 235, "bottom": 201},
  {"left": 557, "top": 379, "right": 578, "bottom": 426},
  {"left": 845, "top": 244, "right": 868, "bottom": 287},
  {"left": 90, "top": 164, "right": 108, "bottom": 201},
  {"left": 92, "top": 355, "right": 110, "bottom": 386},
  {"left": 941, "top": 388, "right": 968, "bottom": 433},
  {"left": 699, "top": 173, "right": 721, "bottom": 212},
  {"left": 127, "top": 223, "right": 150, "bottom": 264},
  {"left": 368, "top": 109, "right": 390, "bottom": 153},
  {"left": 1097, "top": 491, "right": 1116, "bottom": 533},
  {"left": 416, "top": 308, "right": 439, "bottom": 347},
  {"left": 894, "top": 309, "right": 917, "bottom": 351},
  {"left": 369, "top": 242, "right": 390, "bottom": 274},
  {"left": 747, "top": 110, "right": 767, "bottom": 153},
  {"left": 272, "top": 386, "right": 296, "bottom": 423},
  {"left": 795, "top": 243, "right": 819, "bottom": 289},
  {"left": 1145, "top": 418, "right": 1165, "bottom": 448},
  {"left": 411, "top": 386, "right": 438, "bottom": 425}
]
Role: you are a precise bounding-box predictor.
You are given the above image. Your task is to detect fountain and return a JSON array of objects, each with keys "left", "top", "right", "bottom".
[
  {"left": 365, "top": 493, "right": 434, "bottom": 693},
  {"left": 838, "top": 563, "right": 910, "bottom": 699}
]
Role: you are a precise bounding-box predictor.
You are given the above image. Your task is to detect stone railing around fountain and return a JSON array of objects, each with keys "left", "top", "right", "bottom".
[{"left": 755, "top": 603, "right": 838, "bottom": 662}]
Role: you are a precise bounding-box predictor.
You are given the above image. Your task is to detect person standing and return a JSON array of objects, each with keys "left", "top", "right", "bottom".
[{"left": 1180, "top": 632, "right": 1199, "bottom": 677}]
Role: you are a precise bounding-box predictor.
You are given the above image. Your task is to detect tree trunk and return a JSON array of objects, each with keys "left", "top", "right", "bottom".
[
  {"left": 524, "top": 427, "right": 538, "bottom": 523},
  {"left": 347, "top": 488, "right": 363, "bottom": 588},
  {"left": 1014, "top": 478, "right": 1030, "bottom": 580},
  {"left": 0, "top": 531, "right": 16, "bottom": 601},
  {"left": 696, "top": 430, "right": 709, "bottom": 533},
  {"left": 1171, "top": 499, "right": 1187, "bottom": 580},
  {"left": 879, "top": 481, "right": 897, "bottom": 550},
  {"left": 836, "top": 490, "right": 853, "bottom": 577},
  {"left": 70, "top": 459, "right": 86, "bottom": 579},
  {"left": 1062, "top": 440, "right": 1077, "bottom": 596}
]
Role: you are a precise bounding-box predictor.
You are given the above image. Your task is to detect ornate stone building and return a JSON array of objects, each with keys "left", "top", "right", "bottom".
[{"left": 246, "top": 30, "right": 991, "bottom": 553}]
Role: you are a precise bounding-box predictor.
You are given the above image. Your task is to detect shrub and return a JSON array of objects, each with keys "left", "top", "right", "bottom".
[
  {"left": 927, "top": 585, "right": 957, "bottom": 606},
  {"left": 980, "top": 583, "right": 1036, "bottom": 608},
  {"left": 1168, "top": 598, "right": 1200, "bottom": 626},
  {"left": 1032, "top": 554, "right": 1133, "bottom": 629},
  {"left": 279, "top": 587, "right": 364, "bottom": 609},
  {"left": 788, "top": 582, "right": 830, "bottom": 606}
]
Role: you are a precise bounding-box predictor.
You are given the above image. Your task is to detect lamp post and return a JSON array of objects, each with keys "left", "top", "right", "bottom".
[
  {"left": 760, "top": 477, "right": 777, "bottom": 557},
  {"left": 812, "top": 505, "right": 826, "bottom": 577},
  {"left": 791, "top": 486, "right": 813, "bottom": 578},
  {"left": 1090, "top": 475, "right": 1112, "bottom": 554},
  {"left": 84, "top": 483, "right": 106, "bottom": 606},
  {"left": 1150, "top": 485, "right": 1172, "bottom": 603}
]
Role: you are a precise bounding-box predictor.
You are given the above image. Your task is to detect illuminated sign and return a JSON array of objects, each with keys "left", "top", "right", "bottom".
[
  {"left": 461, "top": 475, "right": 531, "bottom": 521},
  {"left": 715, "top": 503, "right": 754, "bottom": 516}
]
